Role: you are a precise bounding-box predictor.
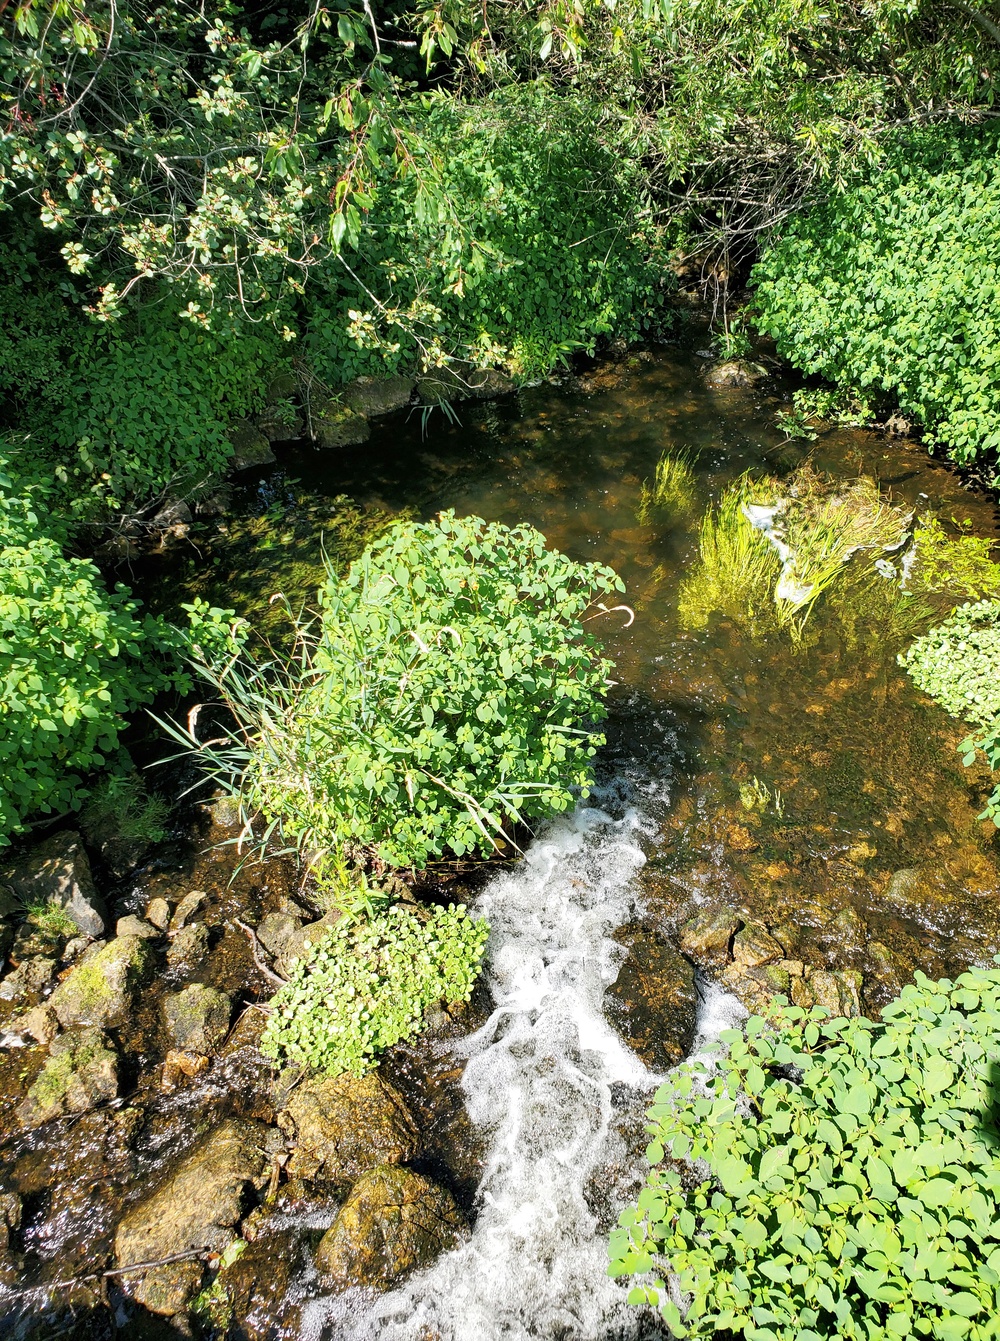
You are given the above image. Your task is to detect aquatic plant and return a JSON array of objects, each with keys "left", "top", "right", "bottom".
[
  {"left": 260, "top": 904, "right": 488, "bottom": 1077},
  {"left": 906, "top": 515, "right": 1000, "bottom": 603},
  {"left": 739, "top": 776, "right": 783, "bottom": 817},
  {"left": 611, "top": 962, "right": 1000, "bottom": 1340},
  {"left": 677, "top": 475, "right": 781, "bottom": 633},
  {"left": 637, "top": 449, "right": 698, "bottom": 524},
  {"left": 176, "top": 511, "right": 623, "bottom": 875},
  {"left": 80, "top": 773, "right": 170, "bottom": 847}
]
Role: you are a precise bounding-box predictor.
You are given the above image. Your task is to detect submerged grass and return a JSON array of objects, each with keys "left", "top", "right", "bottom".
[
  {"left": 678, "top": 474, "right": 781, "bottom": 633},
  {"left": 637, "top": 449, "right": 698, "bottom": 524},
  {"left": 906, "top": 514, "right": 1000, "bottom": 602}
]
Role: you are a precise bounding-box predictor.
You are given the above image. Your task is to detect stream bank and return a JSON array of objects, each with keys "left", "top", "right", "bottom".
[{"left": 2, "top": 342, "right": 1000, "bottom": 1339}]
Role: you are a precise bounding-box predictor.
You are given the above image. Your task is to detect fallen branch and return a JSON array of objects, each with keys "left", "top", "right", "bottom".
[
  {"left": 233, "top": 918, "right": 288, "bottom": 986},
  {"left": 2, "top": 1248, "right": 210, "bottom": 1299}
]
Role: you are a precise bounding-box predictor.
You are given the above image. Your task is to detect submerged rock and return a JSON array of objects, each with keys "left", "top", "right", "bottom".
[
  {"left": 48, "top": 934, "right": 153, "bottom": 1029},
  {"left": 18, "top": 1027, "right": 118, "bottom": 1128},
  {"left": 315, "top": 1164, "right": 465, "bottom": 1291},
  {"left": 114, "top": 1117, "right": 277, "bottom": 1316},
  {"left": 279, "top": 1073, "right": 420, "bottom": 1182},
  {"left": 0, "top": 831, "right": 107, "bottom": 938},
  {"left": 163, "top": 983, "right": 232, "bottom": 1054},
  {"left": 606, "top": 928, "right": 697, "bottom": 1068}
]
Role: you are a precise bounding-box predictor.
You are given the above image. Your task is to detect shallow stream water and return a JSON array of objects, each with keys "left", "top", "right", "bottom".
[{"left": 3, "top": 343, "right": 1000, "bottom": 1339}]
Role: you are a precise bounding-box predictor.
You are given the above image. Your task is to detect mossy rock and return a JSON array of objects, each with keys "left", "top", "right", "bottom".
[
  {"left": 279, "top": 1072, "right": 420, "bottom": 1183},
  {"left": 314, "top": 1164, "right": 465, "bottom": 1290},
  {"left": 163, "top": 983, "right": 232, "bottom": 1055},
  {"left": 311, "top": 399, "right": 371, "bottom": 449},
  {"left": 416, "top": 363, "right": 513, "bottom": 405},
  {"left": 48, "top": 934, "right": 154, "bottom": 1029},
  {"left": 342, "top": 375, "right": 415, "bottom": 418},
  {"left": 227, "top": 418, "right": 276, "bottom": 471},
  {"left": 18, "top": 1027, "right": 118, "bottom": 1128}
]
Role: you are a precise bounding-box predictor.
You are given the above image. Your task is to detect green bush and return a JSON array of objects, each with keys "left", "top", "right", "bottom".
[
  {"left": 611, "top": 965, "right": 1000, "bottom": 1341},
  {"left": 260, "top": 903, "right": 488, "bottom": 1076},
  {"left": 190, "top": 510, "right": 623, "bottom": 871},
  {"left": 753, "top": 126, "right": 1000, "bottom": 466},
  {"left": 304, "top": 86, "right": 669, "bottom": 388}
]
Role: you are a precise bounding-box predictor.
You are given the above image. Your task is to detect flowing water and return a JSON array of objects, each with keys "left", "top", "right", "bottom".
[{"left": 3, "top": 342, "right": 1000, "bottom": 1339}]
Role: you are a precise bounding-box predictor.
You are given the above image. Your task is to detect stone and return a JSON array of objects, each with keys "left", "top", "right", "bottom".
[
  {"left": 161, "top": 1049, "right": 211, "bottom": 1091},
  {"left": 0, "top": 831, "right": 107, "bottom": 937},
  {"left": 312, "top": 399, "right": 371, "bottom": 450},
  {"left": 18, "top": 1027, "right": 118, "bottom": 1128},
  {"left": 703, "top": 359, "right": 768, "bottom": 388},
  {"left": 719, "top": 962, "right": 791, "bottom": 1015},
  {"left": 275, "top": 911, "right": 341, "bottom": 978},
  {"left": 679, "top": 907, "right": 740, "bottom": 970},
  {"left": 415, "top": 363, "right": 513, "bottom": 405},
  {"left": 62, "top": 935, "right": 90, "bottom": 963},
  {"left": 606, "top": 929, "right": 697, "bottom": 1069},
  {"left": 0, "top": 1191, "right": 21, "bottom": 1252},
  {"left": 16, "top": 1003, "right": 59, "bottom": 1044},
  {"left": 145, "top": 896, "right": 172, "bottom": 930},
  {"left": 255, "top": 912, "right": 303, "bottom": 959},
  {"left": 315, "top": 1165, "right": 465, "bottom": 1290},
  {"left": 791, "top": 969, "right": 863, "bottom": 1017},
  {"left": 279, "top": 1073, "right": 420, "bottom": 1183},
  {"left": 116, "top": 915, "right": 160, "bottom": 940},
  {"left": 0, "top": 956, "right": 57, "bottom": 1002},
  {"left": 342, "top": 375, "right": 415, "bottom": 418},
  {"left": 731, "top": 921, "right": 784, "bottom": 969},
  {"left": 48, "top": 935, "right": 153, "bottom": 1029},
  {"left": 170, "top": 891, "right": 208, "bottom": 931},
  {"left": 167, "top": 921, "right": 210, "bottom": 969},
  {"left": 266, "top": 370, "right": 298, "bottom": 403},
  {"left": 227, "top": 419, "right": 276, "bottom": 472},
  {"left": 256, "top": 402, "right": 304, "bottom": 442},
  {"left": 163, "top": 984, "right": 232, "bottom": 1054},
  {"left": 153, "top": 499, "right": 193, "bottom": 529},
  {"left": 205, "top": 794, "right": 243, "bottom": 830},
  {"left": 114, "top": 1118, "right": 277, "bottom": 1315},
  {"left": 726, "top": 823, "right": 759, "bottom": 853}
]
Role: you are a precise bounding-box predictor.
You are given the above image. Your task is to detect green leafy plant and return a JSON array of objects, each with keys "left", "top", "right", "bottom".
[
  {"left": 260, "top": 903, "right": 489, "bottom": 1076},
  {"left": 180, "top": 510, "right": 623, "bottom": 874},
  {"left": 638, "top": 450, "right": 698, "bottom": 524},
  {"left": 611, "top": 963, "right": 1000, "bottom": 1340},
  {"left": 907, "top": 516, "right": 1000, "bottom": 603}
]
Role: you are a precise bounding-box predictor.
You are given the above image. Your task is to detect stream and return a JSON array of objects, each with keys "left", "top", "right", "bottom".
[{"left": 2, "top": 342, "right": 1000, "bottom": 1339}]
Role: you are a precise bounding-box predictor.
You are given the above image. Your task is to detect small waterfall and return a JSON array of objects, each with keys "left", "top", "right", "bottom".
[{"left": 305, "top": 797, "right": 744, "bottom": 1341}]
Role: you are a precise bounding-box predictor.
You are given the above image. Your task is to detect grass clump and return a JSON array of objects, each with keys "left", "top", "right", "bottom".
[
  {"left": 80, "top": 773, "right": 170, "bottom": 847},
  {"left": 21, "top": 898, "right": 78, "bottom": 939},
  {"left": 260, "top": 903, "right": 488, "bottom": 1077},
  {"left": 637, "top": 450, "right": 698, "bottom": 524},
  {"left": 612, "top": 963, "right": 1000, "bottom": 1339},
  {"left": 678, "top": 474, "right": 781, "bottom": 632}
]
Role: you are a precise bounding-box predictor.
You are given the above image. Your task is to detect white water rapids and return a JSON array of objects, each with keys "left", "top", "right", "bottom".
[{"left": 303, "top": 796, "right": 744, "bottom": 1341}]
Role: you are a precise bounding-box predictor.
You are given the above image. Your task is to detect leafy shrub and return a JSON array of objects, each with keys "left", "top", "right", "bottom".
[
  {"left": 304, "top": 87, "right": 669, "bottom": 387},
  {"left": 753, "top": 126, "right": 1000, "bottom": 465},
  {"left": 187, "top": 510, "right": 623, "bottom": 872},
  {"left": 260, "top": 904, "right": 488, "bottom": 1076},
  {"left": 611, "top": 964, "right": 1000, "bottom": 1340}
]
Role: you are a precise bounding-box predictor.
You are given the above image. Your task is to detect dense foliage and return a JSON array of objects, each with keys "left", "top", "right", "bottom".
[
  {"left": 260, "top": 903, "right": 488, "bottom": 1075},
  {"left": 754, "top": 128, "right": 1000, "bottom": 465},
  {"left": 188, "top": 511, "right": 622, "bottom": 873},
  {"left": 611, "top": 965, "right": 1000, "bottom": 1340}
]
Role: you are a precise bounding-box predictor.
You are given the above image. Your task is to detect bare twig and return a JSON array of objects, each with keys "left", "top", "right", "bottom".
[{"left": 234, "top": 917, "right": 288, "bottom": 985}]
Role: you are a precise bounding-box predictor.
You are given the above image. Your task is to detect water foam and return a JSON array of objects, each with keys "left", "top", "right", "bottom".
[{"left": 304, "top": 800, "right": 743, "bottom": 1341}]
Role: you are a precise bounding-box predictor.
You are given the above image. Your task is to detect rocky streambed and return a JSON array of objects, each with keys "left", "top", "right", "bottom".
[{"left": 3, "top": 343, "right": 1000, "bottom": 1339}]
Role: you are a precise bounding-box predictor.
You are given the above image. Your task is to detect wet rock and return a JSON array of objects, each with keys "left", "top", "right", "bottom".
[
  {"left": 228, "top": 419, "right": 276, "bottom": 472},
  {"left": 0, "top": 956, "right": 56, "bottom": 1002},
  {"left": 679, "top": 908, "right": 740, "bottom": 970},
  {"left": 731, "top": 921, "right": 784, "bottom": 968},
  {"left": 719, "top": 962, "right": 791, "bottom": 1014},
  {"left": 275, "top": 911, "right": 341, "bottom": 978},
  {"left": 145, "top": 896, "right": 172, "bottom": 930},
  {"left": 883, "top": 867, "right": 926, "bottom": 912},
  {"left": 163, "top": 984, "right": 232, "bottom": 1054},
  {"left": 279, "top": 1073, "right": 420, "bottom": 1182},
  {"left": 315, "top": 1164, "right": 465, "bottom": 1291},
  {"left": 167, "top": 921, "right": 210, "bottom": 970},
  {"left": 18, "top": 1027, "right": 118, "bottom": 1128},
  {"left": 0, "top": 1191, "right": 21, "bottom": 1251},
  {"left": 312, "top": 399, "right": 371, "bottom": 449},
  {"left": 726, "top": 823, "right": 759, "bottom": 853},
  {"left": 866, "top": 941, "right": 911, "bottom": 1001},
  {"left": 256, "top": 911, "right": 303, "bottom": 960},
  {"left": 61, "top": 935, "right": 90, "bottom": 963},
  {"left": 48, "top": 934, "right": 153, "bottom": 1029},
  {"left": 15, "top": 1002, "right": 59, "bottom": 1044},
  {"left": 116, "top": 914, "right": 160, "bottom": 940},
  {"left": 343, "top": 375, "right": 415, "bottom": 418},
  {"left": 0, "top": 831, "right": 107, "bottom": 937},
  {"left": 205, "top": 795, "right": 243, "bottom": 829},
  {"left": 791, "top": 969, "right": 863, "bottom": 1017},
  {"left": 703, "top": 359, "right": 768, "bottom": 388},
  {"left": 162, "top": 1049, "right": 211, "bottom": 1091},
  {"left": 606, "top": 929, "right": 697, "bottom": 1068},
  {"left": 194, "top": 484, "right": 233, "bottom": 519},
  {"left": 153, "top": 498, "right": 193, "bottom": 529},
  {"left": 170, "top": 891, "right": 208, "bottom": 931},
  {"left": 114, "top": 1117, "right": 277, "bottom": 1316}
]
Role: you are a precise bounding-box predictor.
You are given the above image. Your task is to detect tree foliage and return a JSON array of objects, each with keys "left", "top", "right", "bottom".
[{"left": 611, "top": 965, "right": 1000, "bottom": 1341}]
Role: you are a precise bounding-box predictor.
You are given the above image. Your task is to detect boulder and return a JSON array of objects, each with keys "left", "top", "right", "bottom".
[
  {"left": 47, "top": 935, "right": 153, "bottom": 1029},
  {"left": 606, "top": 929, "right": 697, "bottom": 1069},
  {"left": 416, "top": 363, "right": 513, "bottom": 405},
  {"left": 167, "top": 921, "right": 210, "bottom": 969},
  {"left": 791, "top": 969, "right": 863, "bottom": 1017},
  {"left": 315, "top": 1165, "right": 465, "bottom": 1290},
  {"left": 255, "top": 912, "right": 303, "bottom": 960},
  {"left": 18, "top": 1027, "right": 118, "bottom": 1128},
  {"left": 227, "top": 419, "right": 275, "bottom": 472},
  {"left": 719, "top": 961, "right": 791, "bottom": 1014},
  {"left": 731, "top": 921, "right": 784, "bottom": 969},
  {"left": 114, "top": 1118, "right": 277, "bottom": 1316},
  {"left": 311, "top": 399, "right": 371, "bottom": 450},
  {"left": 679, "top": 907, "right": 740, "bottom": 970},
  {"left": 342, "top": 375, "right": 415, "bottom": 418},
  {"left": 163, "top": 984, "right": 232, "bottom": 1054},
  {"left": 703, "top": 359, "right": 768, "bottom": 388},
  {"left": 279, "top": 1073, "right": 420, "bottom": 1183},
  {"left": 0, "top": 831, "right": 107, "bottom": 937},
  {"left": 115, "top": 915, "right": 160, "bottom": 940}
]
